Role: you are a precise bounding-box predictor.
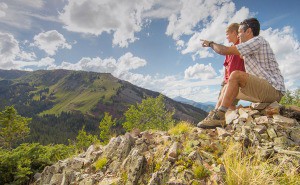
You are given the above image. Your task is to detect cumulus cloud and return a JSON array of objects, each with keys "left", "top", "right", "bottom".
[
  {"left": 0, "top": 32, "right": 20, "bottom": 69},
  {"left": 59, "top": 0, "right": 152, "bottom": 47},
  {"left": 184, "top": 63, "right": 217, "bottom": 80},
  {"left": 261, "top": 26, "right": 300, "bottom": 87},
  {"left": 0, "top": 32, "right": 55, "bottom": 70},
  {"left": 180, "top": 2, "right": 249, "bottom": 58},
  {"left": 33, "top": 30, "right": 71, "bottom": 56},
  {"left": 51, "top": 52, "right": 146, "bottom": 74},
  {"left": 18, "top": 51, "right": 37, "bottom": 61}
]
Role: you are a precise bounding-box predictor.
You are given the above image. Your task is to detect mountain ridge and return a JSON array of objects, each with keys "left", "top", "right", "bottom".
[
  {"left": 0, "top": 69, "right": 207, "bottom": 144},
  {"left": 173, "top": 96, "right": 215, "bottom": 112}
]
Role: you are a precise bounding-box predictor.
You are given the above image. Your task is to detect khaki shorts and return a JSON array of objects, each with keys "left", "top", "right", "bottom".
[{"left": 236, "top": 74, "right": 283, "bottom": 103}]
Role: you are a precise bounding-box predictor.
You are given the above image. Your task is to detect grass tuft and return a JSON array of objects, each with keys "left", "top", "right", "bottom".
[
  {"left": 94, "top": 157, "right": 108, "bottom": 171},
  {"left": 168, "top": 121, "right": 193, "bottom": 136},
  {"left": 222, "top": 142, "right": 300, "bottom": 185}
]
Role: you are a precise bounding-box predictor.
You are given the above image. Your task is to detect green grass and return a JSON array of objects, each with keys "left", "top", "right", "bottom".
[{"left": 39, "top": 76, "right": 122, "bottom": 115}]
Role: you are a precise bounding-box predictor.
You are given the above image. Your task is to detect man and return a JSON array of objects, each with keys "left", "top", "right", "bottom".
[
  {"left": 216, "top": 23, "right": 245, "bottom": 111},
  {"left": 198, "top": 18, "right": 285, "bottom": 129}
]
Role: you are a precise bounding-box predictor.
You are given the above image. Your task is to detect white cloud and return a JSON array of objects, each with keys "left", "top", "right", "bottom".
[
  {"left": 15, "top": 57, "right": 56, "bottom": 69},
  {"left": 59, "top": 0, "right": 154, "bottom": 48},
  {"left": 0, "top": 31, "right": 55, "bottom": 70},
  {"left": 143, "top": 0, "right": 181, "bottom": 19},
  {"left": 0, "top": 2, "right": 8, "bottom": 17},
  {"left": 51, "top": 52, "right": 146, "bottom": 74},
  {"left": 0, "top": 32, "right": 20, "bottom": 69},
  {"left": 33, "top": 30, "right": 71, "bottom": 56},
  {"left": 18, "top": 51, "right": 36, "bottom": 61},
  {"left": 181, "top": 2, "right": 249, "bottom": 59},
  {"left": 0, "top": 1, "right": 43, "bottom": 30},
  {"left": 166, "top": 0, "right": 238, "bottom": 40},
  {"left": 116, "top": 52, "right": 147, "bottom": 73},
  {"left": 184, "top": 63, "right": 217, "bottom": 80},
  {"left": 261, "top": 26, "right": 300, "bottom": 87}
]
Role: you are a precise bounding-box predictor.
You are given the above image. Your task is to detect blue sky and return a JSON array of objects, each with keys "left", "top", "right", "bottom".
[{"left": 0, "top": 0, "right": 299, "bottom": 103}]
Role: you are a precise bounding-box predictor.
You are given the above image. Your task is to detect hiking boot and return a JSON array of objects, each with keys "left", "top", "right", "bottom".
[
  {"left": 197, "top": 110, "right": 226, "bottom": 129},
  {"left": 202, "top": 109, "right": 216, "bottom": 120}
]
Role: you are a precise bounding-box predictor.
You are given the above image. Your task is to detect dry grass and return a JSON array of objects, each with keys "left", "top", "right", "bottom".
[{"left": 222, "top": 142, "right": 300, "bottom": 185}]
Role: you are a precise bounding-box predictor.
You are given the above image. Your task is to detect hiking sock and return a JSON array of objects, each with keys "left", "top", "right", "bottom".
[{"left": 218, "top": 106, "right": 228, "bottom": 113}]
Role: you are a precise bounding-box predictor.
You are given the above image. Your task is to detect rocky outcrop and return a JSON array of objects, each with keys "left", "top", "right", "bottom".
[{"left": 32, "top": 102, "right": 300, "bottom": 185}]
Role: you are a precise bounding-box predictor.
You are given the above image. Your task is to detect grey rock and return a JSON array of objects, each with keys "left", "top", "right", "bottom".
[
  {"left": 254, "top": 116, "right": 269, "bottom": 125},
  {"left": 49, "top": 174, "right": 63, "bottom": 185},
  {"left": 267, "top": 128, "right": 277, "bottom": 139},
  {"left": 251, "top": 102, "right": 270, "bottom": 110},
  {"left": 290, "top": 128, "right": 300, "bottom": 144},
  {"left": 216, "top": 127, "right": 231, "bottom": 138},
  {"left": 273, "top": 115, "right": 298, "bottom": 127},
  {"left": 168, "top": 142, "right": 179, "bottom": 160},
  {"left": 258, "top": 148, "right": 274, "bottom": 159},
  {"left": 254, "top": 125, "right": 267, "bottom": 134},
  {"left": 225, "top": 110, "right": 239, "bottom": 125}
]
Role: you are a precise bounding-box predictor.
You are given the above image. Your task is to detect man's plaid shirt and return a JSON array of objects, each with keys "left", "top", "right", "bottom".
[{"left": 236, "top": 36, "right": 285, "bottom": 93}]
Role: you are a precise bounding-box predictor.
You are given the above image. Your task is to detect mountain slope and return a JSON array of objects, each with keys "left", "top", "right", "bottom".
[
  {"left": 0, "top": 69, "right": 207, "bottom": 144},
  {"left": 173, "top": 96, "right": 215, "bottom": 112}
]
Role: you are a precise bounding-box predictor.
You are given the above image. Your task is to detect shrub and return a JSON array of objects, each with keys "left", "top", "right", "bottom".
[
  {"left": 123, "top": 94, "right": 175, "bottom": 132},
  {"left": 0, "top": 143, "right": 74, "bottom": 185},
  {"left": 75, "top": 126, "right": 99, "bottom": 152},
  {"left": 280, "top": 89, "right": 300, "bottom": 107},
  {"left": 193, "top": 164, "right": 211, "bottom": 180},
  {"left": 94, "top": 157, "right": 108, "bottom": 171}
]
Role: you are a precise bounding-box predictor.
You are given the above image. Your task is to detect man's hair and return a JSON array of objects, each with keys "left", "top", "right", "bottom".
[
  {"left": 240, "top": 18, "right": 260, "bottom": 36},
  {"left": 227, "top": 23, "right": 239, "bottom": 33}
]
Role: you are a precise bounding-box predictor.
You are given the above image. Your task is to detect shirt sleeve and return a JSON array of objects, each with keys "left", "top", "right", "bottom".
[{"left": 236, "top": 36, "right": 262, "bottom": 56}]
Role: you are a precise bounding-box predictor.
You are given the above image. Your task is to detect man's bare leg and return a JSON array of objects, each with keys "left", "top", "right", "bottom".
[
  {"left": 197, "top": 71, "right": 249, "bottom": 128},
  {"left": 215, "top": 85, "right": 227, "bottom": 109},
  {"left": 221, "top": 71, "right": 248, "bottom": 108}
]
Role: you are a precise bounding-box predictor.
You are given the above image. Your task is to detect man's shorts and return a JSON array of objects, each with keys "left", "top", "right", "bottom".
[{"left": 236, "top": 74, "right": 283, "bottom": 103}]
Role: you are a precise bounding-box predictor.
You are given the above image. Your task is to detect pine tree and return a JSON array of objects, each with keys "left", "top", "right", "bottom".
[
  {"left": 0, "top": 106, "right": 31, "bottom": 149},
  {"left": 75, "top": 126, "right": 99, "bottom": 152},
  {"left": 99, "top": 112, "right": 116, "bottom": 144}
]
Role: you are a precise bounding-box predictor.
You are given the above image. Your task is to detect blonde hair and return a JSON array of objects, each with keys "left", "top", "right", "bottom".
[{"left": 227, "top": 23, "right": 239, "bottom": 33}]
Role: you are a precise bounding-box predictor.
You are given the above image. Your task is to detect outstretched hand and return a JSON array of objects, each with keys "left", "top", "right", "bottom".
[{"left": 200, "top": 39, "right": 211, "bottom": 47}]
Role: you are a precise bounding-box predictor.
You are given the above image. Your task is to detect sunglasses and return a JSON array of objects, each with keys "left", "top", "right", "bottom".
[
  {"left": 240, "top": 21, "right": 255, "bottom": 30},
  {"left": 240, "top": 21, "right": 251, "bottom": 30}
]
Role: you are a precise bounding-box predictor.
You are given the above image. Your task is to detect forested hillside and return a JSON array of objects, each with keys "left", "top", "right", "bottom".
[{"left": 0, "top": 69, "right": 207, "bottom": 144}]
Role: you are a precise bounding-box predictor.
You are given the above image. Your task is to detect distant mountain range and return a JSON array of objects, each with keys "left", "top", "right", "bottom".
[
  {"left": 173, "top": 96, "right": 215, "bottom": 112},
  {"left": 0, "top": 69, "right": 207, "bottom": 144}
]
